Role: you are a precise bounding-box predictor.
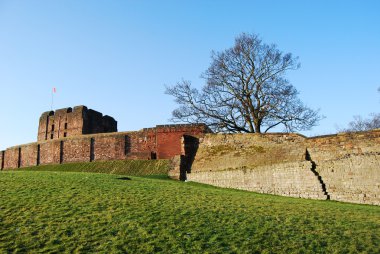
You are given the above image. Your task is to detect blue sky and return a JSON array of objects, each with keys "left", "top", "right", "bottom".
[{"left": 0, "top": 0, "right": 379, "bottom": 150}]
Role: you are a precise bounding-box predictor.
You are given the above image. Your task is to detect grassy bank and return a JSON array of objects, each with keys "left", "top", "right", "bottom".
[
  {"left": 14, "top": 159, "right": 170, "bottom": 176},
  {"left": 0, "top": 171, "right": 379, "bottom": 253}
]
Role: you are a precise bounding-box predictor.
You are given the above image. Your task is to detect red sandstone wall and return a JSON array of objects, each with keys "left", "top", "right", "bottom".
[
  {"left": 38, "top": 106, "right": 117, "bottom": 142},
  {"left": 37, "top": 112, "right": 48, "bottom": 141},
  {"left": 3, "top": 124, "right": 209, "bottom": 169},
  {"left": 3, "top": 148, "right": 19, "bottom": 169},
  {"left": 156, "top": 124, "right": 209, "bottom": 159},
  {"left": 38, "top": 107, "right": 84, "bottom": 141},
  {"left": 89, "top": 125, "right": 207, "bottom": 161},
  {"left": 125, "top": 130, "right": 156, "bottom": 159},
  {"left": 83, "top": 109, "right": 117, "bottom": 135},
  {"left": 53, "top": 107, "right": 75, "bottom": 140},
  {"left": 63, "top": 137, "right": 91, "bottom": 163},
  {"left": 59, "top": 106, "right": 85, "bottom": 139},
  {"left": 20, "top": 144, "right": 38, "bottom": 167},
  {"left": 94, "top": 134, "right": 126, "bottom": 161},
  {"left": 2, "top": 144, "right": 38, "bottom": 169},
  {"left": 40, "top": 141, "right": 61, "bottom": 165}
]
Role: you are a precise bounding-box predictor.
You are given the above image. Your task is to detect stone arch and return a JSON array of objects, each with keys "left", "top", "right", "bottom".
[{"left": 179, "top": 135, "right": 199, "bottom": 181}]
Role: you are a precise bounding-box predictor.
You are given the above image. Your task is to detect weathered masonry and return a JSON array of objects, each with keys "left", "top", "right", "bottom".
[
  {"left": 1, "top": 106, "right": 379, "bottom": 206},
  {"left": 37, "top": 106, "right": 117, "bottom": 141},
  {"left": 1, "top": 106, "right": 210, "bottom": 170},
  {"left": 181, "top": 131, "right": 380, "bottom": 206}
]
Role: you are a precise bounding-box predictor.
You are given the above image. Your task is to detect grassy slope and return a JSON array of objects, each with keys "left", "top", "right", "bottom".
[
  {"left": 0, "top": 171, "right": 379, "bottom": 253},
  {"left": 16, "top": 159, "right": 170, "bottom": 176}
]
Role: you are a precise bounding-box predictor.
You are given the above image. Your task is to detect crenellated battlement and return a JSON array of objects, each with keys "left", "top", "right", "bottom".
[{"left": 37, "top": 106, "right": 117, "bottom": 141}]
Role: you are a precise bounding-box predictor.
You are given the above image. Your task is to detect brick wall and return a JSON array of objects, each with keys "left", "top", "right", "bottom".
[{"left": 156, "top": 124, "right": 210, "bottom": 159}]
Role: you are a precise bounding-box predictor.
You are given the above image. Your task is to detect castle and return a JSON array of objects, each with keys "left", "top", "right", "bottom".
[
  {"left": 1, "top": 106, "right": 210, "bottom": 170},
  {"left": 37, "top": 106, "right": 117, "bottom": 141},
  {"left": 1, "top": 106, "right": 380, "bottom": 206}
]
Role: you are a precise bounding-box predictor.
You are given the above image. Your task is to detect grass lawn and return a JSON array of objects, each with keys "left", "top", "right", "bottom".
[
  {"left": 18, "top": 159, "right": 170, "bottom": 176},
  {"left": 0, "top": 170, "right": 379, "bottom": 253}
]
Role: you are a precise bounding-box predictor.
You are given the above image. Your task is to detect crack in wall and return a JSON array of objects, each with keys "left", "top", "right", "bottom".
[{"left": 305, "top": 149, "right": 330, "bottom": 200}]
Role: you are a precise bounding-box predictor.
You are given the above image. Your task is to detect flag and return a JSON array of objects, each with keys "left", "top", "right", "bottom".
[{"left": 53, "top": 87, "right": 56, "bottom": 93}]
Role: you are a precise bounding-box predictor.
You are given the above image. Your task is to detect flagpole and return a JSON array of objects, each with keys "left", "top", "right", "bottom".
[
  {"left": 51, "top": 88, "right": 54, "bottom": 111},
  {"left": 51, "top": 87, "right": 56, "bottom": 110}
]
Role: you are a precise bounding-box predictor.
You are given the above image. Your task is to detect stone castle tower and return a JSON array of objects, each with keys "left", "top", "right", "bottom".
[{"left": 37, "top": 106, "right": 117, "bottom": 141}]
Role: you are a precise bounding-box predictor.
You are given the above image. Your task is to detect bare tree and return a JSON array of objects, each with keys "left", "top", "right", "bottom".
[
  {"left": 342, "top": 114, "right": 380, "bottom": 132},
  {"left": 166, "top": 33, "right": 321, "bottom": 133},
  {"left": 341, "top": 88, "right": 380, "bottom": 132}
]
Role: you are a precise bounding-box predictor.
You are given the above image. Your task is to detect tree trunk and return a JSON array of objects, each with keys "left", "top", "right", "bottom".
[{"left": 254, "top": 120, "right": 261, "bottom": 133}]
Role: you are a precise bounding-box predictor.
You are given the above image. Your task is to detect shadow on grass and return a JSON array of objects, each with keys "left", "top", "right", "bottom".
[{"left": 116, "top": 177, "right": 132, "bottom": 180}]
